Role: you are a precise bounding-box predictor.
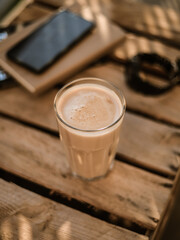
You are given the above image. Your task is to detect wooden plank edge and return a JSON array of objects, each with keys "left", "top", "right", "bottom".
[
  {"left": 0, "top": 116, "right": 173, "bottom": 230},
  {"left": 0, "top": 178, "right": 149, "bottom": 240}
]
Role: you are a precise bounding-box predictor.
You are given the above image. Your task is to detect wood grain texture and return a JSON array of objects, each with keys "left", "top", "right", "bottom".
[
  {"left": 0, "top": 86, "right": 57, "bottom": 131},
  {"left": 74, "top": 63, "right": 180, "bottom": 127},
  {"left": 118, "top": 113, "right": 180, "bottom": 177},
  {"left": 111, "top": 34, "right": 180, "bottom": 65},
  {"left": 0, "top": 85, "right": 179, "bottom": 176},
  {"left": 0, "top": 179, "right": 149, "bottom": 240},
  {"left": 0, "top": 117, "right": 172, "bottom": 230},
  {"left": 102, "top": 0, "right": 180, "bottom": 47}
]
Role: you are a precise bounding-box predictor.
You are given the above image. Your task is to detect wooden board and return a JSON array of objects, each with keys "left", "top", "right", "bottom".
[
  {"left": 102, "top": 0, "right": 180, "bottom": 47},
  {"left": 0, "top": 86, "right": 179, "bottom": 177},
  {"left": 0, "top": 116, "right": 172, "bottom": 230},
  {"left": 0, "top": 179, "right": 148, "bottom": 240},
  {"left": 111, "top": 34, "right": 180, "bottom": 67},
  {"left": 118, "top": 113, "right": 180, "bottom": 177}
]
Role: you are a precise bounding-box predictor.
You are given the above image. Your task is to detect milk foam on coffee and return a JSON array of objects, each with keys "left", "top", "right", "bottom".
[
  {"left": 55, "top": 82, "right": 124, "bottom": 180},
  {"left": 57, "top": 84, "right": 122, "bottom": 130}
]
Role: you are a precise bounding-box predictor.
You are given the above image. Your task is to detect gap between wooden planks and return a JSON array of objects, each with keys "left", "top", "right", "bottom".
[
  {"left": 0, "top": 83, "right": 179, "bottom": 177},
  {"left": 0, "top": 116, "right": 173, "bottom": 230},
  {"left": 35, "top": 0, "right": 62, "bottom": 8},
  {"left": 0, "top": 179, "right": 148, "bottom": 240}
]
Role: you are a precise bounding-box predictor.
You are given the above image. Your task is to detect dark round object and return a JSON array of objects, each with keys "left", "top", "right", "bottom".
[{"left": 126, "top": 53, "right": 180, "bottom": 95}]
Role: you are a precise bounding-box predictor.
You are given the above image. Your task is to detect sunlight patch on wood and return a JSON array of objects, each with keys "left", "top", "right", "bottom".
[
  {"left": 57, "top": 221, "right": 71, "bottom": 240},
  {"left": 18, "top": 214, "right": 33, "bottom": 240},
  {"left": 0, "top": 219, "right": 13, "bottom": 240}
]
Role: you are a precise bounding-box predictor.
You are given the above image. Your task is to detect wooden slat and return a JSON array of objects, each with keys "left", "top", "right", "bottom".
[
  {"left": 118, "top": 113, "right": 180, "bottom": 177},
  {"left": 111, "top": 34, "right": 180, "bottom": 66},
  {"left": 0, "top": 117, "right": 172, "bottom": 230},
  {"left": 0, "top": 87, "right": 57, "bottom": 131},
  {"left": 102, "top": 0, "right": 180, "bottom": 47},
  {"left": 0, "top": 179, "right": 148, "bottom": 240},
  {"left": 0, "top": 86, "right": 179, "bottom": 176}
]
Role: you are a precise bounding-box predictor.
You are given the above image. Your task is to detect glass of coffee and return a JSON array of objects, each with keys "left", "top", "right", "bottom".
[{"left": 54, "top": 78, "right": 126, "bottom": 180}]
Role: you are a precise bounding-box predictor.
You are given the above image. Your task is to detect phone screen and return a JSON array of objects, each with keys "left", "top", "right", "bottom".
[{"left": 7, "top": 10, "right": 95, "bottom": 73}]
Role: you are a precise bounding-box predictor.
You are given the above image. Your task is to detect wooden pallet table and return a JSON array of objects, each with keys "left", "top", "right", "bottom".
[{"left": 0, "top": 0, "right": 180, "bottom": 239}]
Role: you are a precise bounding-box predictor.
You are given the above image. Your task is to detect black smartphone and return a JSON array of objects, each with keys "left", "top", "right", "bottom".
[{"left": 7, "top": 10, "right": 95, "bottom": 73}]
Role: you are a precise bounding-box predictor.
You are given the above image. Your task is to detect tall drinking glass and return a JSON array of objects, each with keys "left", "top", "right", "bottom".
[{"left": 54, "top": 78, "right": 126, "bottom": 180}]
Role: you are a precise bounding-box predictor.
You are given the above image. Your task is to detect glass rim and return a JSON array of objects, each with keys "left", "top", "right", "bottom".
[{"left": 54, "top": 77, "right": 126, "bottom": 132}]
